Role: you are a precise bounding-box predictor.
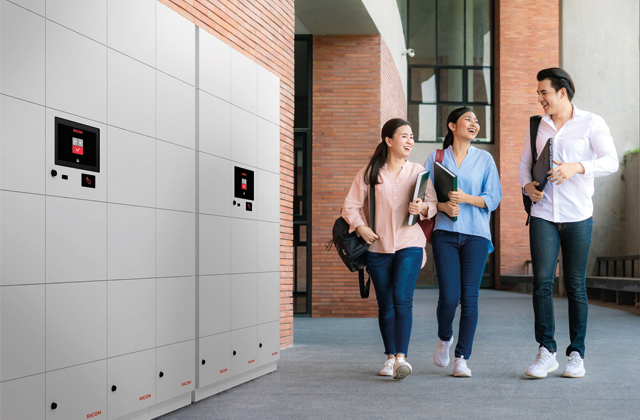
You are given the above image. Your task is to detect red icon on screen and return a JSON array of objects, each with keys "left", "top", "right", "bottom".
[
  {"left": 86, "top": 177, "right": 91, "bottom": 185},
  {"left": 73, "top": 146, "right": 84, "bottom": 155}
]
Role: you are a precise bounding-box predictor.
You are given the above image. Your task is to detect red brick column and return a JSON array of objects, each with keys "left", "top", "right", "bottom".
[
  {"left": 311, "top": 36, "right": 407, "bottom": 317},
  {"left": 494, "top": 0, "right": 559, "bottom": 281}
]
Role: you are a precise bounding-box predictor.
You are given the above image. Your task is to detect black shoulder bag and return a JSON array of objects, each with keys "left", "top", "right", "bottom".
[{"left": 523, "top": 115, "right": 542, "bottom": 226}]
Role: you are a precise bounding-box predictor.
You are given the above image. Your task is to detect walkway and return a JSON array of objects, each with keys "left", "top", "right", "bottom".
[{"left": 159, "top": 289, "right": 640, "bottom": 419}]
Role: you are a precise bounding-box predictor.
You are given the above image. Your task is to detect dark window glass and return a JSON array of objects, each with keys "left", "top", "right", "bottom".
[
  {"left": 437, "top": 0, "right": 464, "bottom": 65},
  {"left": 408, "top": 0, "right": 436, "bottom": 65},
  {"left": 466, "top": 0, "right": 491, "bottom": 66},
  {"left": 439, "top": 68, "right": 463, "bottom": 102},
  {"left": 468, "top": 68, "right": 491, "bottom": 103},
  {"left": 410, "top": 68, "right": 437, "bottom": 103},
  {"left": 409, "top": 104, "right": 437, "bottom": 141},
  {"left": 294, "top": 39, "right": 309, "bottom": 129}
]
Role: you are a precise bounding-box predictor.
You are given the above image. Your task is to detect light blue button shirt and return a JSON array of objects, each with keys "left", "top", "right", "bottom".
[{"left": 424, "top": 146, "right": 502, "bottom": 253}]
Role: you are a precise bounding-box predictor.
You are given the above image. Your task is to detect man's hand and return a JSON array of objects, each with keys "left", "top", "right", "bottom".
[
  {"left": 548, "top": 160, "right": 585, "bottom": 185},
  {"left": 524, "top": 181, "right": 544, "bottom": 202},
  {"left": 356, "top": 225, "right": 379, "bottom": 245}
]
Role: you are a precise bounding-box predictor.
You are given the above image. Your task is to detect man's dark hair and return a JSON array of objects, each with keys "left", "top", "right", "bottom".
[{"left": 537, "top": 67, "right": 575, "bottom": 102}]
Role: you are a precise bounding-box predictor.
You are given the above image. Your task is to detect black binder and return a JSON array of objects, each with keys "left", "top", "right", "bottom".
[
  {"left": 532, "top": 138, "right": 553, "bottom": 191},
  {"left": 434, "top": 162, "right": 458, "bottom": 222}
]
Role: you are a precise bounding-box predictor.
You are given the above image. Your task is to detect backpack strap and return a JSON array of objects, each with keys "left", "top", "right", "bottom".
[
  {"left": 359, "top": 184, "right": 375, "bottom": 299},
  {"left": 525, "top": 116, "right": 543, "bottom": 226},
  {"left": 436, "top": 148, "right": 444, "bottom": 165}
]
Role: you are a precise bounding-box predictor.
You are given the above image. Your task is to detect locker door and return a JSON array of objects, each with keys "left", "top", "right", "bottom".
[
  {"left": 108, "top": 278, "right": 155, "bottom": 358},
  {"left": 1, "top": 374, "right": 46, "bottom": 420},
  {"left": 155, "top": 340, "right": 195, "bottom": 404},
  {"left": 257, "top": 272, "right": 280, "bottom": 325},
  {"left": 198, "top": 275, "right": 231, "bottom": 337},
  {"left": 257, "top": 321, "right": 280, "bottom": 367},
  {"left": 257, "top": 221, "right": 280, "bottom": 273},
  {"left": 230, "top": 218, "right": 257, "bottom": 274},
  {"left": 107, "top": 349, "right": 155, "bottom": 420},
  {"left": 156, "top": 276, "right": 196, "bottom": 347},
  {"left": 198, "top": 332, "right": 230, "bottom": 388},
  {"left": 46, "top": 360, "right": 107, "bottom": 420},
  {"left": 229, "top": 326, "right": 257, "bottom": 376},
  {"left": 230, "top": 273, "right": 257, "bottom": 331}
]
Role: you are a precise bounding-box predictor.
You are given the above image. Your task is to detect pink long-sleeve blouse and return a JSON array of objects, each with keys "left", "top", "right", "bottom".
[{"left": 341, "top": 160, "right": 437, "bottom": 266}]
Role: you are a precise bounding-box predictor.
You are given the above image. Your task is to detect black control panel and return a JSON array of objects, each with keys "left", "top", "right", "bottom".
[
  {"left": 234, "top": 167, "right": 254, "bottom": 201},
  {"left": 55, "top": 117, "right": 100, "bottom": 172}
]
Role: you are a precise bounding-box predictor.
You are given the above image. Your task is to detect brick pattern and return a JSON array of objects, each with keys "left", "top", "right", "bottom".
[
  {"left": 158, "top": 0, "right": 295, "bottom": 347},
  {"left": 494, "top": 0, "right": 559, "bottom": 280},
  {"left": 311, "top": 35, "right": 407, "bottom": 317}
]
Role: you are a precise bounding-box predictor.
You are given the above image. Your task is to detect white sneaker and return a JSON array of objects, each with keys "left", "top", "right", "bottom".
[
  {"left": 562, "top": 351, "right": 585, "bottom": 378},
  {"left": 379, "top": 358, "right": 395, "bottom": 376},
  {"left": 453, "top": 356, "right": 472, "bottom": 377},
  {"left": 525, "top": 347, "right": 559, "bottom": 378},
  {"left": 433, "top": 337, "right": 454, "bottom": 367},
  {"left": 393, "top": 357, "right": 412, "bottom": 380}
]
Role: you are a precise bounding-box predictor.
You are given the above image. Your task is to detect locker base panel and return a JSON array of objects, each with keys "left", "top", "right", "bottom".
[
  {"left": 192, "top": 361, "right": 277, "bottom": 402},
  {"left": 149, "top": 393, "right": 191, "bottom": 420},
  {"left": 114, "top": 407, "right": 151, "bottom": 420},
  {"left": 192, "top": 380, "right": 227, "bottom": 402}
]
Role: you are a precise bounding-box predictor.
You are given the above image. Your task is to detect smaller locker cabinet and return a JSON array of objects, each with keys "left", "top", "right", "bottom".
[
  {"left": 156, "top": 340, "right": 196, "bottom": 404},
  {"left": 258, "top": 321, "right": 281, "bottom": 367},
  {"left": 230, "top": 326, "right": 258, "bottom": 377},
  {"left": 107, "top": 349, "right": 155, "bottom": 420},
  {"left": 198, "top": 332, "right": 231, "bottom": 388},
  {"left": 46, "top": 360, "right": 107, "bottom": 420}
]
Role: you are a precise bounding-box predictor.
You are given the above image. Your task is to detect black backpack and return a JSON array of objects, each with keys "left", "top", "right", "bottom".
[
  {"left": 523, "top": 115, "right": 542, "bottom": 226},
  {"left": 327, "top": 184, "right": 375, "bottom": 298}
]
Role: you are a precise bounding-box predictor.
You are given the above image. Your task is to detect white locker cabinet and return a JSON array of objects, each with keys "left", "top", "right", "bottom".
[
  {"left": 230, "top": 48, "right": 258, "bottom": 114},
  {"left": 156, "top": 209, "right": 196, "bottom": 278},
  {"left": 156, "top": 71, "right": 196, "bottom": 150},
  {"left": 229, "top": 326, "right": 257, "bottom": 376},
  {"left": 198, "top": 275, "right": 231, "bottom": 337},
  {"left": 230, "top": 273, "right": 258, "bottom": 331},
  {"left": 198, "top": 153, "right": 231, "bottom": 217},
  {"left": 230, "top": 106, "right": 258, "bottom": 168},
  {"left": 257, "top": 221, "right": 280, "bottom": 273},
  {"left": 198, "top": 28, "right": 231, "bottom": 102},
  {"left": 46, "top": 282, "right": 107, "bottom": 371},
  {"left": 46, "top": 360, "right": 107, "bottom": 420},
  {"left": 107, "top": 349, "right": 155, "bottom": 420},
  {"left": 1, "top": 191, "right": 46, "bottom": 286},
  {"left": 257, "top": 321, "right": 281, "bottom": 367},
  {"left": 1, "top": 374, "right": 46, "bottom": 420},
  {"left": 198, "top": 92, "right": 231, "bottom": 159},
  {"left": 198, "top": 332, "right": 231, "bottom": 388},
  {"left": 257, "top": 272, "right": 280, "bottom": 325},
  {"left": 107, "top": 0, "right": 156, "bottom": 67},
  {"left": 229, "top": 162, "right": 258, "bottom": 221},
  {"left": 257, "top": 118, "right": 280, "bottom": 174},
  {"left": 199, "top": 214, "right": 231, "bottom": 276},
  {"left": 156, "top": 276, "right": 196, "bottom": 347},
  {"left": 156, "top": 2, "right": 195, "bottom": 86},
  {"left": 108, "top": 204, "right": 156, "bottom": 281},
  {"left": 257, "top": 169, "right": 280, "bottom": 223},
  {"left": 1, "top": 92, "right": 46, "bottom": 195},
  {"left": 46, "top": 0, "right": 107, "bottom": 44},
  {"left": 0, "top": 0, "right": 45, "bottom": 105},
  {"left": 45, "top": 195, "right": 107, "bottom": 283},
  {"left": 108, "top": 279, "right": 155, "bottom": 358},
  {"left": 257, "top": 65, "right": 281, "bottom": 125},
  {"left": 155, "top": 340, "right": 196, "bottom": 404},
  {"left": 0, "top": 284, "right": 45, "bottom": 382},
  {"left": 230, "top": 218, "right": 258, "bottom": 274}
]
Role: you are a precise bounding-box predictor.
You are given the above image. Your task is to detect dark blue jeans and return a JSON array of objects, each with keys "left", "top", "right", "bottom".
[
  {"left": 366, "top": 247, "right": 423, "bottom": 356},
  {"left": 432, "top": 230, "right": 491, "bottom": 360},
  {"left": 530, "top": 216, "right": 592, "bottom": 358}
]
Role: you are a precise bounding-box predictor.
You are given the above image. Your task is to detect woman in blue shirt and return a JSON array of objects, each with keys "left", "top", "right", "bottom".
[{"left": 424, "top": 107, "right": 502, "bottom": 377}]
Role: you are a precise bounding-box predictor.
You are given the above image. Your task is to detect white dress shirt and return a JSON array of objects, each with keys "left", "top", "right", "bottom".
[{"left": 518, "top": 105, "right": 619, "bottom": 223}]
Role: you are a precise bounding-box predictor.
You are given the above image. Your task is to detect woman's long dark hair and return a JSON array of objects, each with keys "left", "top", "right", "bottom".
[
  {"left": 442, "top": 107, "right": 474, "bottom": 150},
  {"left": 364, "top": 118, "right": 410, "bottom": 185}
]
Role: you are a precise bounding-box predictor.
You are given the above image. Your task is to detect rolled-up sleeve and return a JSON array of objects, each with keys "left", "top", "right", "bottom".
[
  {"left": 342, "top": 167, "right": 368, "bottom": 233},
  {"left": 481, "top": 157, "right": 502, "bottom": 212},
  {"left": 518, "top": 127, "right": 534, "bottom": 190},
  {"left": 580, "top": 115, "right": 619, "bottom": 177}
]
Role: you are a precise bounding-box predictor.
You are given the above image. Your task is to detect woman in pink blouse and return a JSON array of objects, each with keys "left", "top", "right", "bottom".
[{"left": 342, "top": 118, "right": 437, "bottom": 380}]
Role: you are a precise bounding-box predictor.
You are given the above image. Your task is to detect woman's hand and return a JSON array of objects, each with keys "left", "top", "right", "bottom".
[
  {"left": 548, "top": 160, "right": 585, "bottom": 185},
  {"left": 437, "top": 201, "right": 460, "bottom": 218},
  {"left": 356, "top": 225, "right": 379, "bottom": 245},
  {"left": 448, "top": 188, "right": 468, "bottom": 205},
  {"left": 408, "top": 198, "right": 428, "bottom": 215}
]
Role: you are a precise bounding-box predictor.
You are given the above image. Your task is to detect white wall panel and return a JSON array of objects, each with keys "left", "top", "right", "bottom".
[
  {"left": 230, "top": 106, "right": 258, "bottom": 168},
  {"left": 0, "top": 1, "right": 45, "bottom": 104},
  {"left": 198, "top": 91, "right": 230, "bottom": 159},
  {"left": 46, "top": 360, "right": 107, "bottom": 420},
  {"left": 257, "top": 221, "right": 280, "bottom": 273},
  {"left": 198, "top": 332, "right": 230, "bottom": 387},
  {"left": 46, "top": 282, "right": 107, "bottom": 371},
  {"left": 229, "top": 326, "right": 257, "bottom": 376},
  {"left": 46, "top": 196, "right": 107, "bottom": 283},
  {"left": 257, "top": 321, "right": 280, "bottom": 367},
  {"left": 199, "top": 153, "right": 230, "bottom": 216},
  {"left": 1, "top": 374, "right": 46, "bottom": 420},
  {"left": 257, "top": 169, "right": 280, "bottom": 223},
  {"left": 46, "top": 0, "right": 107, "bottom": 44},
  {"left": 0, "top": 96, "right": 45, "bottom": 194},
  {"left": 156, "top": 2, "right": 195, "bottom": 85},
  {"left": 155, "top": 340, "right": 195, "bottom": 404},
  {"left": 108, "top": 279, "right": 155, "bottom": 357},
  {"left": 156, "top": 71, "right": 195, "bottom": 149},
  {"left": 46, "top": 21, "right": 107, "bottom": 123},
  {"left": 0, "top": 285, "right": 45, "bottom": 381},
  {"left": 230, "top": 218, "right": 257, "bottom": 274},
  {"left": 198, "top": 275, "right": 230, "bottom": 337},
  {"left": 156, "top": 209, "right": 195, "bottom": 277},
  {"left": 198, "top": 28, "right": 230, "bottom": 101},
  {"left": 156, "top": 276, "right": 196, "bottom": 346},
  {"left": 257, "top": 118, "right": 280, "bottom": 174},
  {"left": 258, "top": 272, "right": 280, "bottom": 324},
  {"left": 107, "top": 126, "right": 155, "bottom": 208},
  {"left": 199, "top": 214, "right": 231, "bottom": 275},
  {"left": 257, "top": 66, "right": 280, "bottom": 125},
  {"left": 108, "top": 204, "right": 155, "bottom": 280},
  {"left": 230, "top": 273, "right": 257, "bottom": 331},
  {"left": 107, "top": 49, "right": 155, "bottom": 137},
  {"left": 108, "top": 0, "right": 155, "bottom": 67},
  {"left": 156, "top": 141, "right": 195, "bottom": 212},
  {"left": 108, "top": 349, "right": 155, "bottom": 420},
  {"left": 1, "top": 191, "right": 45, "bottom": 286},
  {"left": 10, "top": 0, "right": 44, "bottom": 15},
  {"left": 230, "top": 49, "right": 257, "bottom": 113}
]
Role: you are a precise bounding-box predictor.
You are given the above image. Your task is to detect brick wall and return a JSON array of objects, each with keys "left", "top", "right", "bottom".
[
  {"left": 311, "top": 35, "right": 407, "bottom": 317},
  {"left": 494, "top": 0, "right": 559, "bottom": 280},
  {"left": 158, "top": 0, "right": 295, "bottom": 347}
]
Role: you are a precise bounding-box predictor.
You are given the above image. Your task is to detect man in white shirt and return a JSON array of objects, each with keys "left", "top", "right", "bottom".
[{"left": 518, "top": 68, "right": 619, "bottom": 379}]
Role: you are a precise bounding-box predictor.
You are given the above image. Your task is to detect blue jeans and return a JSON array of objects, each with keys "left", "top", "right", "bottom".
[
  {"left": 432, "top": 230, "right": 491, "bottom": 360},
  {"left": 366, "top": 247, "right": 423, "bottom": 356},
  {"left": 530, "top": 216, "right": 592, "bottom": 358}
]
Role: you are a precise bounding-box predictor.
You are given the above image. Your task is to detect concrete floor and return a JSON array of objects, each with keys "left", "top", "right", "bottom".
[{"left": 159, "top": 289, "right": 640, "bottom": 420}]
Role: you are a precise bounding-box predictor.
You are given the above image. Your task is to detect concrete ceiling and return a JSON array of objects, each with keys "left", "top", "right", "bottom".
[{"left": 295, "top": 0, "right": 380, "bottom": 35}]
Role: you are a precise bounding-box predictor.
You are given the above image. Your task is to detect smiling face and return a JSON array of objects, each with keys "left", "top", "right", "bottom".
[
  {"left": 537, "top": 78, "right": 568, "bottom": 115},
  {"left": 384, "top": 124, "right": 414, "bottom": 159},
  {"left": 449, "top": 111, "right": 479, "bottom": 142}
]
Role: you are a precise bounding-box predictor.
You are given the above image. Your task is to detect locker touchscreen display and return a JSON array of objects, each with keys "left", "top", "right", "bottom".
[
  {"left": 55, "top": 117, "right": 100, "bottom": 172},
  {"left": 234, "top": 166, "right": 254, "bottom": 201}
]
